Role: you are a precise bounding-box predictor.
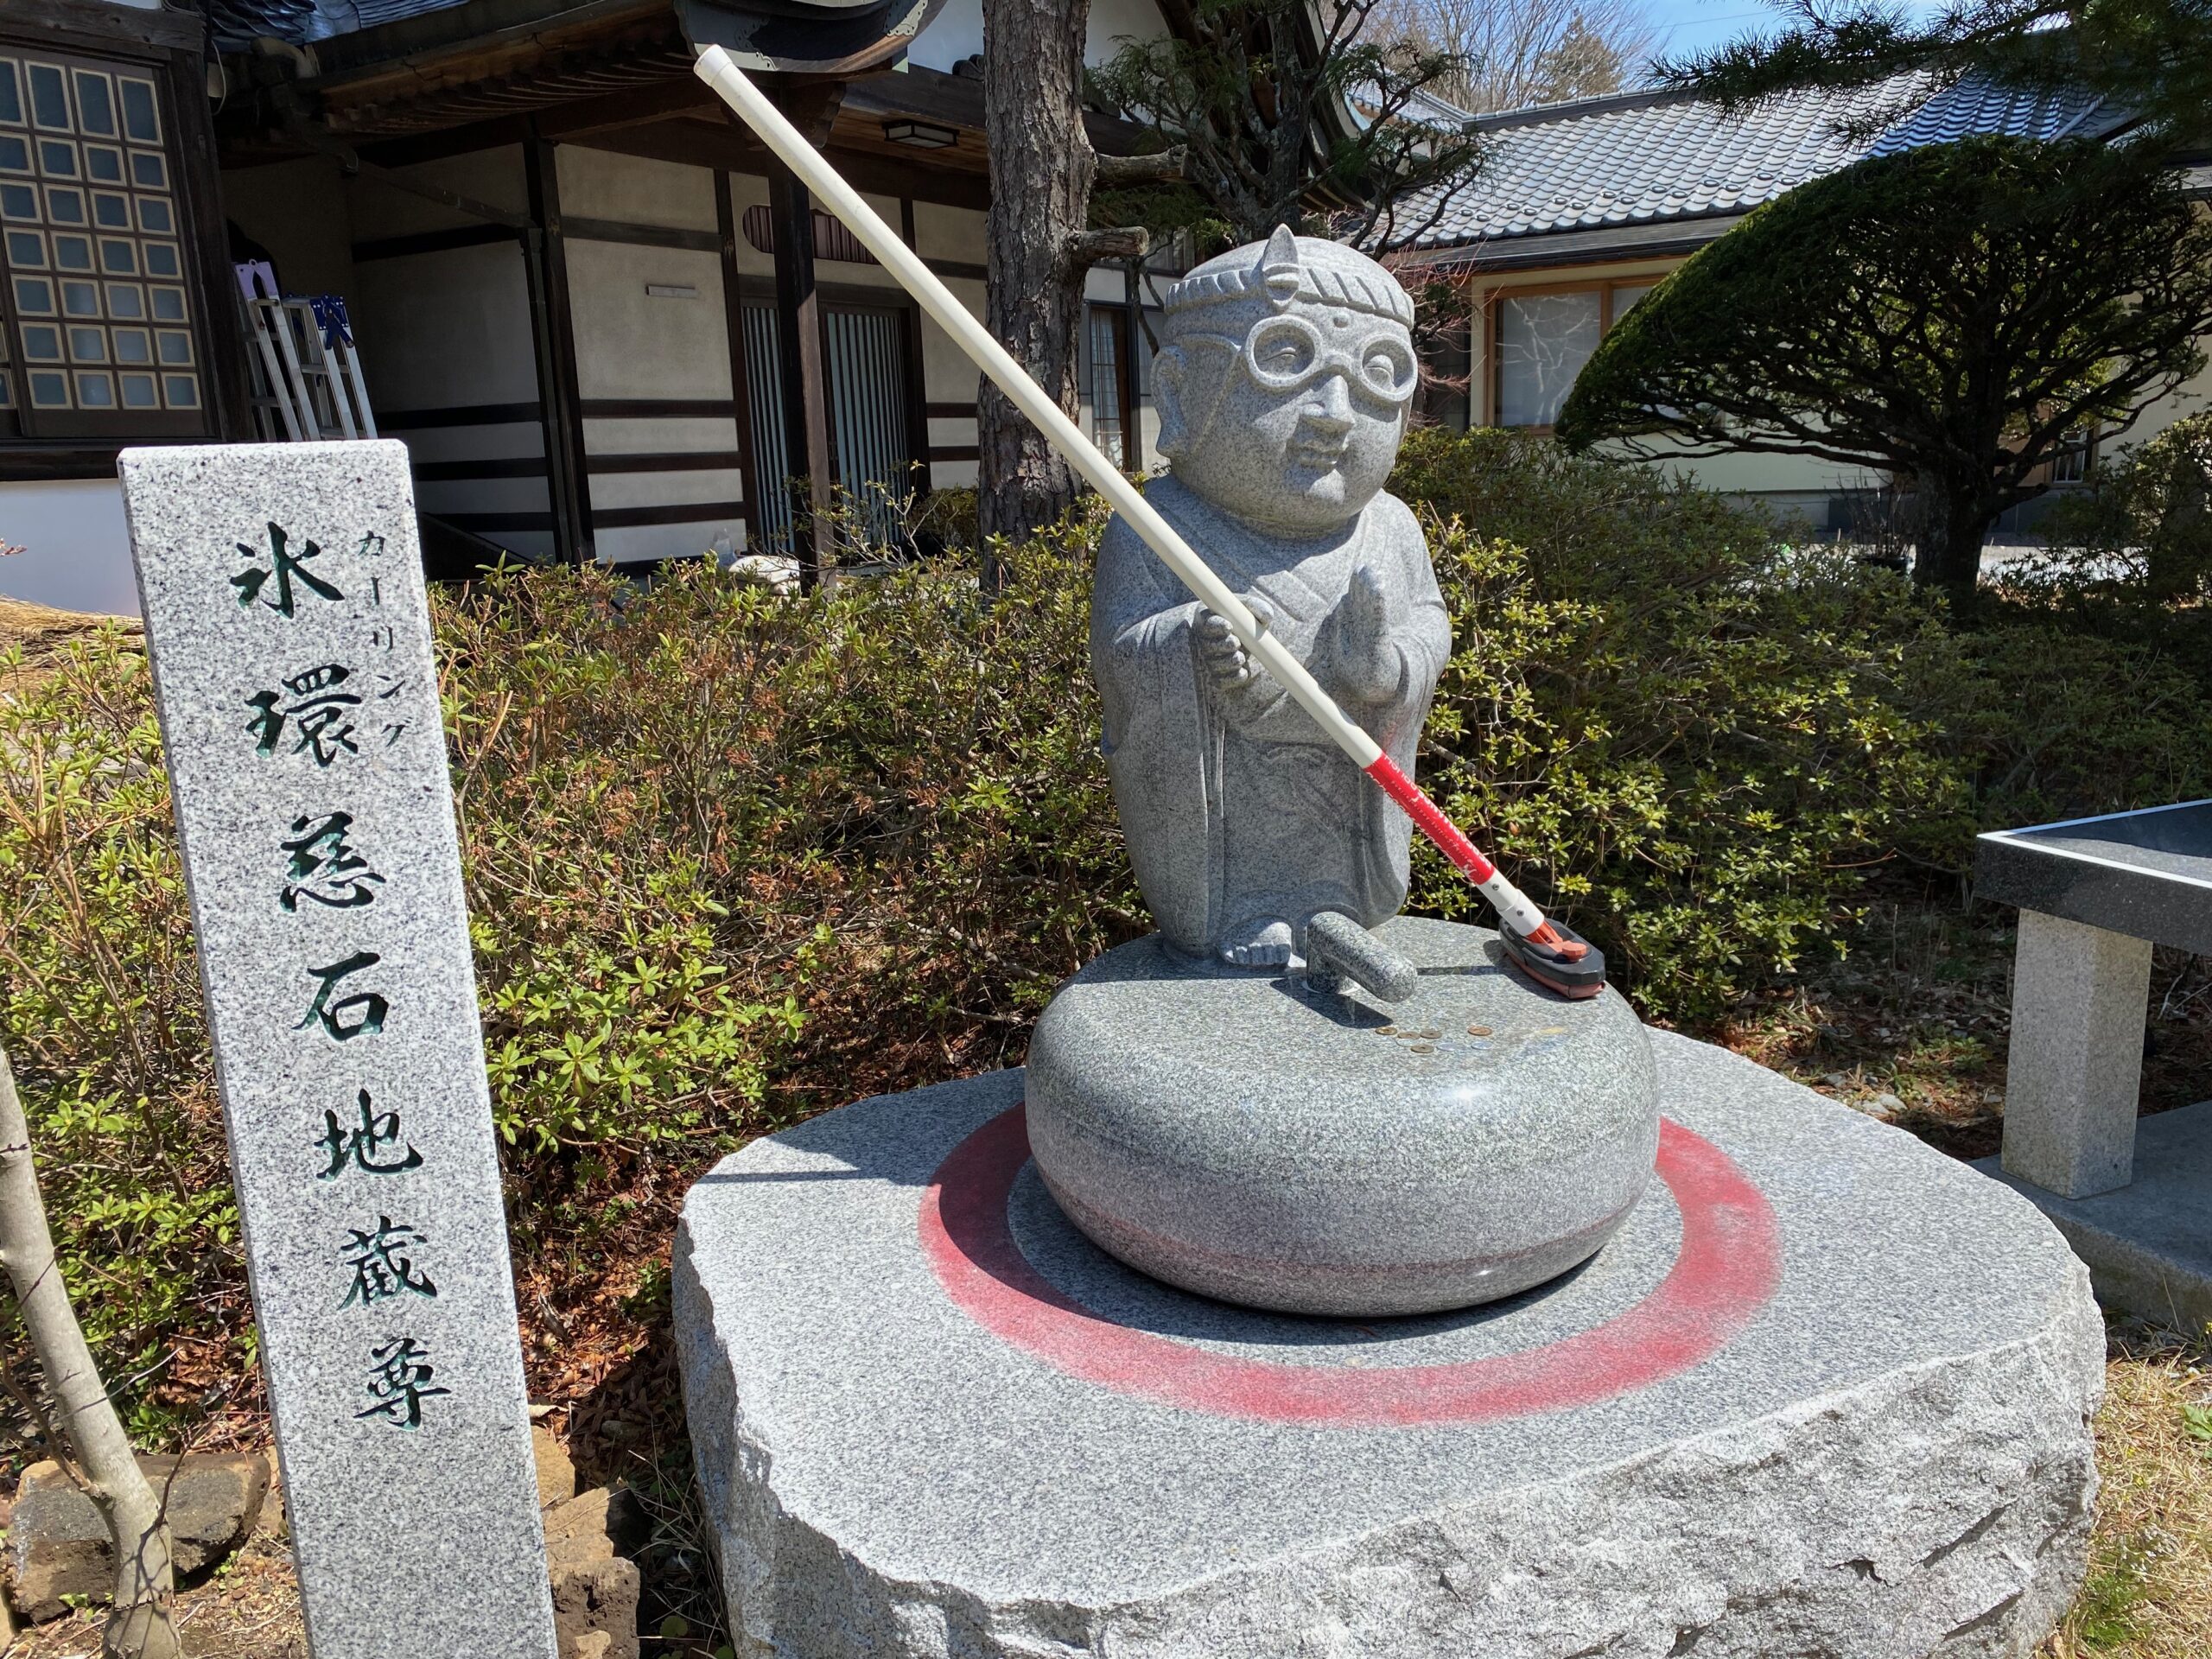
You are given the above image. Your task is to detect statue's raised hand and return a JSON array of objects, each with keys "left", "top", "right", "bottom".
[
  {"left": 1194, "top": 596, "right": 1277, "bottom": 706},
  {"left": 1332, "top": 563, "right": 1404, "bottom": 703}
]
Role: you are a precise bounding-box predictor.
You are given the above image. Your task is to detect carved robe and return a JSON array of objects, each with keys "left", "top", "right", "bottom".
[{"left": 1090, "top": 474, "right": 1452, "bottom": 957}]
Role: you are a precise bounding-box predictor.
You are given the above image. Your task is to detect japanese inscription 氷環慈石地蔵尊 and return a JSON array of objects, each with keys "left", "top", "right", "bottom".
[{"left": 232, "top": 521, "right": 453, "bottom": 1431}]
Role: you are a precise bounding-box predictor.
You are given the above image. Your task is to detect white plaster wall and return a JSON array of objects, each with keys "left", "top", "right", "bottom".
[
  {"left": 912, "top": 201, "right": 985, "bottom": 264},
  {"left": 557, "top": 148, "right": 716, "bottom": 231},
  {"left": 908, "top": 0, "right": 1166, "bottom": 71},
  {"left": 346, "top": 147, "right": 530, "bottom": 241},
  {"left": 568, "top": 243, "right": 731, "bottom": 400},
  {"left": 351, "top": 243, "right": 540, "bottom": 413},
  {"left": 2117, "top": 354, "right": 2212, "bottom": 453},
  {"left": 0, "top": 480, "right": 138, "bottom": 616},
  {"left": 727, "top": 172, "right": 774, "bottom": 277}
]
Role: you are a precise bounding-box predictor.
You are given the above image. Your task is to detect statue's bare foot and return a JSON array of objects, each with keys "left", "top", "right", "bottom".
[{"left": 1219, "top": 918, "right": 1294, "bottom": 969}]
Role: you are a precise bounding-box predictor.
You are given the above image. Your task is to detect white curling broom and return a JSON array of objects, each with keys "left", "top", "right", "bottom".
[{"left": 694, "top": 46, "right": 1604, "bottom": 998}]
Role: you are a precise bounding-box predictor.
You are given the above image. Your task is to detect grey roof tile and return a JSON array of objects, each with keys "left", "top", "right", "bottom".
[{"left": 1406, "top": 73, "right": 2114, "bottom": 251}]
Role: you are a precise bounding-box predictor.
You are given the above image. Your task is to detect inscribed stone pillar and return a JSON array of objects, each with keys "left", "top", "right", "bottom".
[{"left": 119, "top": 441, "right": 556, "bottom": 1659}]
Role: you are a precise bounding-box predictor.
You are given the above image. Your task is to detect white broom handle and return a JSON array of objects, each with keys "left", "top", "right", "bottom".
[{"left": 691, "top": 47, "right": 1384, "bottom": 771}]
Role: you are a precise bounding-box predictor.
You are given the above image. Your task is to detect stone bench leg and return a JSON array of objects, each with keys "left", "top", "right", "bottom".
[{"left": 2001, "top": 908, "right": 2152, "bottom": 1198}]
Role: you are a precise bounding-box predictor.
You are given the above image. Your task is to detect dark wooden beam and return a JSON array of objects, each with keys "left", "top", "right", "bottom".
[
  {"left": 716, "top": 169, "right": 766, "bottom": 555},
  {"left": 767, "top": 154, "right": 832, "bottom": 590},
  {"left": 897, "top": 199, "right": 932, "bottom": 501},
  {"left": 524, "top": 127, "right": 594, "bottom": 565}
]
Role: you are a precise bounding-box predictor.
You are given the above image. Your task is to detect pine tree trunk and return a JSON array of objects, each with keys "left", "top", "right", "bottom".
[
  {"left": 0, "top": 1043, "right": 179, "bottom": 1659},
  {"left": 978, "top": 0, "right": 1096, "bottom": 582},
  {"left": 1913, "top": 485, "right": 1998, "bottom": 606}
]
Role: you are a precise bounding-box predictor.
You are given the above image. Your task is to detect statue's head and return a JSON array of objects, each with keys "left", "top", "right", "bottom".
[{"left": 1154, "top": 227, "right": 1418, "bottom": 535}]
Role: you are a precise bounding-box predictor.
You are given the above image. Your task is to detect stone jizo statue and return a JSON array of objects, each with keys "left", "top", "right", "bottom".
[{"left": 1091, "top": 226, "right": 1451, "bottom": 970}]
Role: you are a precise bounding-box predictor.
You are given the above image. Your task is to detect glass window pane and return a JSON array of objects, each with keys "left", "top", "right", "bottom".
[
  {"left": 92, "top": 191, "right": 129, "bottom": 228},
  {"left": 75, "top": 370, "right": 115, "bottom": 407},
  {"left": 112, "top": 327, "right": 151, "bottom": 364},
  {"left": 162, "top": 372, "right": 197, "bottom": 409},
  {"left": 84, "top": 145, "right": 123, "bottom": 184},
  {"left": 37, "top": 139, "right": 75, "bottom": 178},
  {"left": 12, "top": 276, "right": 53, "bottom": 314},
  {"left": 119, "top": 372, "right": 156, "bottom": 408},
  {"left": 43, "top": 185, "right": 84, "bottom": 224},
  {"left": 73, "top": 72, "right": 115, "bottom": 137},
  {"left": 155, "top": 329, "right": 191, "bottom": 365},
  {"left": 98, "top": 238, "right": 135, "bottom": 275},
  {"left": 1497, "top": 291, "right": 1601, "bottom": 428},
  {"left": 22, "top": 323, "right": 61, "bottom": 360},
  {"left": 0, "top": 61, "right": 20, "bottom": 127},
  {"left": 60, "top": 280, "right": 99, "bottom": 317},
  {"left": 53, "top": 233, "right": 92, "bottom": 270},
  {"left": 6, "top": 228, "right": 45, "bottom": 267},
  {"left": 28, "top": 64, "right": 67, "bottom": 131},
  {"left": 130, "top": 150, "right": 163, "bottom": 189},
  {"left": 0, "top": 135, "right": 29, "bottom": 173},
  {"left": 67, "top": 326, "right": 105, "bottom": 362},
  {"left": 29, "top": 369, "right": 68, "bottom": 407},
  {"left": 149, "top": 285, "right": 185, "bottom": 321},
  {"left": 0, "top": 372, "right": 12, "bottom": 409},
  {"left": 1610, "top": 284, "right": 1656, "bottom": 322},
  {"left": 105, "top": 281, "right": 143, "bottom": 319},
  {"left": 136, "top": 196, "right": 171, "bottom": 235},
  {"left": 0, "top": 181, "right": 32, "bottom": 219},
  {"left": 143, "top": 242, "right": 176, "bottom": 277},
  {"left": 119, "top": 80, "right": 158, "bottom": 144}
]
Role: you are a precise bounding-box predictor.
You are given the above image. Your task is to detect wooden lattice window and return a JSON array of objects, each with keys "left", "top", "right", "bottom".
[{"left": 0, "top": 45, "right": 211, "bottom": 438}]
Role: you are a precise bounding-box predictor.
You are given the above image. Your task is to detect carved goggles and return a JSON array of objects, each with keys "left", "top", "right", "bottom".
[{"left": 1240, "top": 315, "right": 1420, "bottom": 405}]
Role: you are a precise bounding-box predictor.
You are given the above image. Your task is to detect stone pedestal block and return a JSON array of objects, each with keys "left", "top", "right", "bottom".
[
  {"left": 674, "top": 1033, "right": 2102, "bottom": 1659},
  {"left": 2001, "top": 908, "right": 2152, "bottom": 1198}
]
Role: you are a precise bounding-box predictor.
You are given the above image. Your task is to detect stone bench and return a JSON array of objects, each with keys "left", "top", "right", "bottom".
[{"left": 1975, "top": 798, "right": 2212, "bottom": 1329}]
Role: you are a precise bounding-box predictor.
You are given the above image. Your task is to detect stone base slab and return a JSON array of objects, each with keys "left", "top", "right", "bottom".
[
  {"left": 676, "top": 1032, "right": 2103, "bottom": 1659},
  {"left": 1978, "top": 1097, "right": 2212, "bottom": 1332}
]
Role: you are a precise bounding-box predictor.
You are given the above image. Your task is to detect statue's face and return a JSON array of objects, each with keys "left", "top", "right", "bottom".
[{"left": 1161, "top": 303, "right": 1419, "bottom": 534}]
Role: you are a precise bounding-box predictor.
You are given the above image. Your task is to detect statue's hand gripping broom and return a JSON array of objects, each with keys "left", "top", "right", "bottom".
[{"left": 693, "top": 47, "right": 1605, "bottom": 998}]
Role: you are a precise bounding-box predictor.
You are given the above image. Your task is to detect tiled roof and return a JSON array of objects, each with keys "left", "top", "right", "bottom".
[
  {"left": 199, "top": 0, "right": 481, "bottom": 49},
  {"left": 1402, "top": 73, "right": 2120, "bottom": 251}
]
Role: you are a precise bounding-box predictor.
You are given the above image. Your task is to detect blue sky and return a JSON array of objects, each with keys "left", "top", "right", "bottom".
[
  {"left": 1640, "top": 0, "right": 1943, "bottom": 66},
  {"left": 1642, "top": 0, "right": 1785, "bottom": 62}
]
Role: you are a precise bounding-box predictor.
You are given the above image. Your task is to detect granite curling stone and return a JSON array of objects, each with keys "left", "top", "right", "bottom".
[{"left": 1024, "top": 915, "right": 1658, "bottom": 1316}]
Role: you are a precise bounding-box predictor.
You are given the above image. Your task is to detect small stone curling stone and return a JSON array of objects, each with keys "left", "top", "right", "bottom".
[{"left": 1024, "top": 914, "right": 1657, "bottom": 1316}]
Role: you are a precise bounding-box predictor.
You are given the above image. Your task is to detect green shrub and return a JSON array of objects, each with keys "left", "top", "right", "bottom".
[{"left": 1394, "top": 429, "right": 1974, "bottom": 1016}]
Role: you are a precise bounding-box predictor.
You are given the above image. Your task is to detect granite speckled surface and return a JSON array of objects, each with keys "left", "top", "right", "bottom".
[
  {"left": 1096, "top": 231, "right": 1443, "bottom": 969},
  {"left": 676, "top": 1032, "right": 2101, "bottom": 1659},
  {"left": 121, "top": 442, "right": 555, "bottom": 1659},
  {"left": 1026, "top": 917, "right": 1657, "bottom": 1313}
]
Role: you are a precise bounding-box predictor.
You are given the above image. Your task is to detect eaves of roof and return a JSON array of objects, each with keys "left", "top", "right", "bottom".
[{"left": 1395, "top": 213, "right": 1740, "bottom": 274}]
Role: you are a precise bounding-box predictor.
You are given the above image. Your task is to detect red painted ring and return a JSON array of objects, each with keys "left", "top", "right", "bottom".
[{"left": 919, "top": 1107, "right": 1782, "bottom": 1427}]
